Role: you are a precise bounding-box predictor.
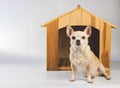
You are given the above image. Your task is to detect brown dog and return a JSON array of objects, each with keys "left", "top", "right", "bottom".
[{"left": 66, "top": 26, "right": 111, "bottom": 83}]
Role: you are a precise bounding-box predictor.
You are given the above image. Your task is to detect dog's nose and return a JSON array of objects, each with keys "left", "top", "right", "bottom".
[{"left": 76, "top": 39, "right": 80, "bottom": 46}]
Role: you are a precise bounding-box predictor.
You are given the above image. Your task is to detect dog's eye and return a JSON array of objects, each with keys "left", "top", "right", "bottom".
[
  {"left": 82, "top": 36, "right": 85, "bottom": 39},
  {"left": 72, "top": 36, "right": 76, "bottom": 40}
]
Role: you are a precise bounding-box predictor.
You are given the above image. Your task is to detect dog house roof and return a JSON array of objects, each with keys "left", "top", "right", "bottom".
[{"left": 41, "top": 5, "right": 116, "bottom": 29}]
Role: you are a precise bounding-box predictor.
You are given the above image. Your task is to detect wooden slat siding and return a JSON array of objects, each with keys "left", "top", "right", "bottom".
[
  {"left": 104, "top": 24, "right": 111, "bottom": 68},
  {"left": 86, "top": 11, "right": 91, "bottom": 25},
  {"left": 95, "top": 17, "right": 100, "bottom": 30},
  {"left": 41, "top": 6, "right": 80, "bottom": 27},
  {"left": 47, "top": 19, "right": 58, "bottom": 70},
  {"left": 81, "top": 10, "right": 87, "bottom": 25},
  {"left": 91, "top": 15, "right": 96, "bottom": 28},
  {"left": 41, "top": 6, "right": 116, "bottom": 28},
  {"left": 91, "top": 15, "right": 101, "bottom": 31},
  {"left": 99, "top": 20, "right": 104, "bottom": 62},
  {"left": 101, "top": 23, "right": 111, "bottom": 68},
  {"left": 108, "top": 25, "right": 112, "bottom": 68},
  {"left": 81, "top": 9, "right": 92, "bottom": 26},
  {"left": 81, "top": 8, "right": 116, "bottom": 28},
  {"left": 69, "top": 9, "right": 82, "bottom": 25},
  {"left": 59, "top": 14, "right": 69, "bottom": 29},
  {"left": 102, "top": 23, "right": 106, "bottom": 67}
]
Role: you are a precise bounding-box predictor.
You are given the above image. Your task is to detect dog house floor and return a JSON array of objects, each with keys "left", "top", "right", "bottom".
[
  {"left": 58, "top": 26, "right": 99, "bottom": 70},
  {"left": 58, "top": 58, "right": 71, "bottom": 70}
]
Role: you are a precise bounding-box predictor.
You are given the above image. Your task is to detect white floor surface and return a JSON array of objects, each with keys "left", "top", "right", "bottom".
[{"left": 0, "top": 59, "right": 120, "bottom": 88}]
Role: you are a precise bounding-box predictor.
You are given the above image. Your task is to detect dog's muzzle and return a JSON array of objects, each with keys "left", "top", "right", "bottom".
[{"left": 76, "top": 39, "right": 80, "bottom": 46}]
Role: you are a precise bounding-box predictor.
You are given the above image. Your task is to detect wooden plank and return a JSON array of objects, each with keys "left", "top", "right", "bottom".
[
  {"left": 69, "top": 9, "right": 82, "bottom": 25},
  {"left": 58, "top": 67, "right": 71, "bottom": 70},
  {"left": 99, "top": 20, "right": 104, "bottom": 63},
  {"left": 47, "top": 19, "right": 58, "bottom": 70},
  {"left": 81, "top": 10, "right": 87, "bottom": 25},
  {"left": 81, "top": 8, "right": 116, "bottom": 28},
  {"left": 81, "top": 10, "right": 91, "bottom": 26},
  {"left": 104, "top": 24, "right": 111, "bottom": 68},
  {"left": 101, "top": 23, "right": 111, "bottom": 68},
  {"left": 41, "top": 6, "right": 80, "bottom": 27},
  {"left": 102, "top": 23, "right": 107, "bottom": 67},
  {"left": 97, "top": 20, "right": 111, "bottom": 69},
  {"left": 59, "top": 14, "right": 69, "bottom": 29},
  {"left": 41, "top": 6, "right": 116, "bottom": 28},
  {"left": 91, "top": 15, "right": 96, "bottom": 28},
  {"left": 86, "top": 12, "right": 91, "bottom": 25},
  {"left": 95, "top": 18, "right": 100, "bottom": 29},
  {"left": 91, "top": 16, "right": 101, "bottom": 30}
]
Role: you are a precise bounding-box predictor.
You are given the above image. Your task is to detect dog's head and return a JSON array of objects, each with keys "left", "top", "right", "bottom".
[{"left": 66, "top": 26, "right": 91, "bottom": 48}]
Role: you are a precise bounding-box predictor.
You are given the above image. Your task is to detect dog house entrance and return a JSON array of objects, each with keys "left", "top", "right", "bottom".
[{"left": 58, "top": 26, "right": 100, "bottom": 70}]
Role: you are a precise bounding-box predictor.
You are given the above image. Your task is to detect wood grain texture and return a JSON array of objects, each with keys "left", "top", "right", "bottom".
[
  {"left": 81, "top": 9, "right": 91, "bottom": 25},
  {"left": 41, "top": 6, "right": 116, "bottom": 28},
  {"left": 59, "top": 14, "right": 69, "bottom": 29},
  {"left": 103, "top": 24, "right": 111, "bottom": 68},
  {"left": 69, "top": 9, "right": 82, "bottom": 25},
  {"left": 100, "top": 23, "right": 111, "bottom": 68},
  {"left": 95, "top": 17, "right": 100, "bottom": 29},
  {"left": 99, "top": 20, "right": 104, "bottom": 62},
  {"left": 47, "top": 19, "right": 59, "bottom": 70}
]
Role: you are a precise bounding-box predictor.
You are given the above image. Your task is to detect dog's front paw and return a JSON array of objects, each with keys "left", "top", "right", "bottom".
[
  {"left": 105, "top": 76, "right": 111, "bottom": 80},
  {"left": 87, "top": 79, "right": 93, "bottom": 83},
  {"left": 70, "top": 77, "right": 76, "bottom": 82}
]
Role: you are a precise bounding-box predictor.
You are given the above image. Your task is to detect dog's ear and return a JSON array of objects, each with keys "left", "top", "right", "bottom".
[
  {"left": 66, "top": 26, "right": 74, "bottom": 37},
  {"left": 84, "top": 26, "right": 91, "bottom": 37}
]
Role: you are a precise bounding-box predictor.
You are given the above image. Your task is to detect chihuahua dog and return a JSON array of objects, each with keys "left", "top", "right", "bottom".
[{"left": 66, "top": 26, "right": 111, "bottom": 83}]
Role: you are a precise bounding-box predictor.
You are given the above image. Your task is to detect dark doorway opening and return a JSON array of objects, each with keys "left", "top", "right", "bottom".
[{"left": 58, "top": 26, "right": 100, "bottom": 69}]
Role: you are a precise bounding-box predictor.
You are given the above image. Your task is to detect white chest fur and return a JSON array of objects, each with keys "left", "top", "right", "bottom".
[{"left": 70, "top": 47, "right": 89, "bottom": 75}]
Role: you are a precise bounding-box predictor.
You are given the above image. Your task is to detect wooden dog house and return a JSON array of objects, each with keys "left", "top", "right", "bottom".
[{"left": 41, "top": 5, "right": 116, "bottom": 71}]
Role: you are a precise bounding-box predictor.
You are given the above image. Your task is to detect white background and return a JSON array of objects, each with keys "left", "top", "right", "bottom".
[{"left": 0, "top": 0, "right": 120, "bottom": 62}]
